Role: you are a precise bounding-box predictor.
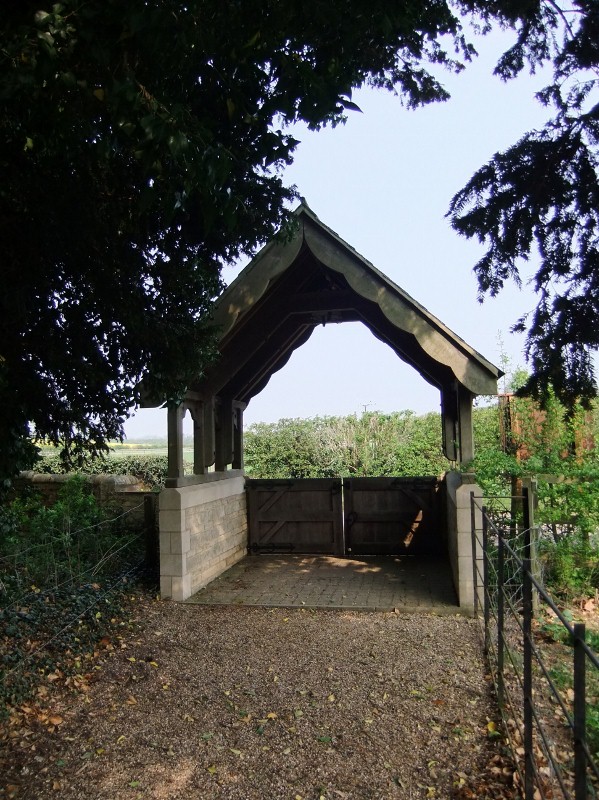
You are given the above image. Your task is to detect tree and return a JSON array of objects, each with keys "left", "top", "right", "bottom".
[
  {"left": 1, "top": 1, "right": 595, "bottom": 483},
  {"left": 448, "top": 1, "right": 599, "bottom": 409},
  {"left": 0, "top": 0, "right": 483, "bottom": 479}
]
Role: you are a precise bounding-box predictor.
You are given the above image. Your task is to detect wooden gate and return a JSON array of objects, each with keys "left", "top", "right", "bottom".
[
  {"left": 247, "top": 479, "right": 344, "bottom": 555},
  {"left": 344, "top": 477, "right": 442, "bottom": 556},
  {"left": 247, "top": 477, "right": 443, "bottom": 556}
]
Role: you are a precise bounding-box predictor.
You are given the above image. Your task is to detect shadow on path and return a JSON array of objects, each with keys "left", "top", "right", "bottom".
[{"left": 186, "top": 554, "right": 459, "bottom": 612}]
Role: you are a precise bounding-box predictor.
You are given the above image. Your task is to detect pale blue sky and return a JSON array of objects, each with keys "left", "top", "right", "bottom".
[{"left": 125, "top": 29, "right": 551, "bottom": 438}]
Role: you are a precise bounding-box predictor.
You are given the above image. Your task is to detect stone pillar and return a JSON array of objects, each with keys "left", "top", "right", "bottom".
[
  {"left": 455, "top": 479, "right": 483, "bottom": 613},
  {"left": 444, "top": 471, "right": 483, "bottom": 613}
]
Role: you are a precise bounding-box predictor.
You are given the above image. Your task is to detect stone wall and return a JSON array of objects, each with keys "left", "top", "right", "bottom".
[
  {"left": 16, "top": 472, "right": 151, "bottom": 526},
  {"left": 159, "top": 475, "right": 247, "bottom": 601}
]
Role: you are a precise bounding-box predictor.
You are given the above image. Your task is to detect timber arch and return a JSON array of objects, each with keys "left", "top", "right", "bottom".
[
  {"left": 147, "top": 205, "right": 497, "bottom": 604},
  {"left": 150, "top": 203, "right": 501, "bottom": 483}
]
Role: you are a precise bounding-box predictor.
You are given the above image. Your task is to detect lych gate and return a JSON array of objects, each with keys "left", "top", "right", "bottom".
[{"left": 144, "top": 205, "right": 499, "bottom": 606}]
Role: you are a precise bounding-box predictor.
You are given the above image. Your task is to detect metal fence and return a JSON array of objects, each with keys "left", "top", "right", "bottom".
[{"left": 471, "top": 489, "right": 599, "bottom": 800}]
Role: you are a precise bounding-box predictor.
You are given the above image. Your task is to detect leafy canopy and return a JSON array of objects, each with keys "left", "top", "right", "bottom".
[
  {"left": 448, "top": 1, "right": 599, "bottom": 408},
  {"left": 1, "top": 0, "right": 596, "bottom": 481}
]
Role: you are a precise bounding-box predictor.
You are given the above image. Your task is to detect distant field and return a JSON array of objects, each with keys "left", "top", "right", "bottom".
[
  {"left": 37, "top": 443, "right": 194, "bottom": 460},
  {"left": 106, "top": 447, "right": 194, "bottom": 459}
]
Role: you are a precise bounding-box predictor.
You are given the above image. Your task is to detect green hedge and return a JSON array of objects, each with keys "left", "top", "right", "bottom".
[{"left": 34, "top": 454, "right": 169, "bottom": 491}]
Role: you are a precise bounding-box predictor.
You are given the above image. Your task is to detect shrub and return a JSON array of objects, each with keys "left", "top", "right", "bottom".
[{"left": 34, "top": 453, "right": 169, "bottom": 490}]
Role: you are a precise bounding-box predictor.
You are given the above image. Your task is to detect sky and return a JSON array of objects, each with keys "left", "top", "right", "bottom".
[{"left": 124, "top": 28, "right": 553, "bottom": 439}]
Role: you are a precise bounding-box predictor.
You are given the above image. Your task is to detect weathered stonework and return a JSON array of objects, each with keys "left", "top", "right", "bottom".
[
  {"left": 159, "top": 475, "right": 247, "bottom": 601},
  {"left": 16, "top": 472, "right": 150, "bottom": 526},
  {"left": 444, "top": 470, "right": 483, "bottom": 614}
]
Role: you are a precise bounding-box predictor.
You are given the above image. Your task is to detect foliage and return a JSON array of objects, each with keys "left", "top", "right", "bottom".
[
  {"left": 2, "top": 2, "right": 597, "bottom": 482},
  {"left": 0, "top": 475, "right": 143, "bottom": 589},
  {"left": 0, "top": 476, "right": 148, "bottom": 711},
  {"left": 244, "top": 411, "right": 450, "bottom": 478},
  {"left": 538, "top": 531, "right": 599, "bottom": 597},
  {"left": 448, "top": 1, "right": 599, "bottom": 408},
  {"left": 34, "top": 453, "right": 169, "bottom": 491},
  {"left": 0, "top": 0, "right": 490, "bottom": 480},
  {"left": 470, "top": 386, "right": 599, "bottom": 598}
]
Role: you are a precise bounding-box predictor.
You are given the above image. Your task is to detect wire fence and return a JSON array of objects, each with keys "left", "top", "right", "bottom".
[
  {"left": 471, "top": 490, "right": 599, "bottom": 800},
  {"left": 0, "top": 495, "right": 158, "bottom": 607},
  {"left": 0, "top": 493, "right": 158, "bottom": 709}
]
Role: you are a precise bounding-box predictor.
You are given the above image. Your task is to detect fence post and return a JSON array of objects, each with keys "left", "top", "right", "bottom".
[
  {"left": 522, "top": 487, "right": 531, "bottom": 560},
  {"left": 144, "top": 494, "right": 159, "bottom": 576},
  {"left": 573, "top": 622, "right": 587, "bottom": 800},
  {"left": 497, "top": 527, "right": 505, "bottom": 711},
  {"left": 522, "top": 557, "right": 535, "bottom": 800},
  {"left": 522, "top": 481, "right": 540, "bottom": 612},
  {"left": 470, "top": 492, "right": 478, "bottom": 617}
]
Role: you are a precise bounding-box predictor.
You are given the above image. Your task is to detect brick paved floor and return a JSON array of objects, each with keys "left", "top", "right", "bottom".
[{"left": 186, "top": 554, "right": 459, "bottom": 612}]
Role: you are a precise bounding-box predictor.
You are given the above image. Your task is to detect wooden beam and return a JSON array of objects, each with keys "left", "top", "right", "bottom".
[
  {"left": 458, "top": 389, "right": 475, "bottom": 464},
  {"left": 232, "top": 403, "right": 244, "bottom": 470}
]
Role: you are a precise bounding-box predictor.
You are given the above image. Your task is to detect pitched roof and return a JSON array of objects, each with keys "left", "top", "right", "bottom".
[{"left": 186, "top": 203, "right": 501, "bottom": 405}]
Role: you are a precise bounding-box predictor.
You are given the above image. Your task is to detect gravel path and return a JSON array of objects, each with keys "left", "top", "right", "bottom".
[{"left": 2, "top": 597, "right": 515, "bottom": 800}]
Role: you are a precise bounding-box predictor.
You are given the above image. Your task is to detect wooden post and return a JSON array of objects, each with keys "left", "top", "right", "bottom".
[
  {"left": 232, "top": 403, "right": 244, "bottom": 470},
  {"left": 167, "top": 405, "right": 184, "bottom": 480},
  {"left": 441, "top": 385, "right": 458, "bottom": 462},
  {"left": 202, "top": 396, "right": 216, "bottom": 470},
  {"left": 189, "top": 402, "right": 205, "bottom": 476},
  {"left": 458, "top": 389, "right": 474, "bottom": 464}
]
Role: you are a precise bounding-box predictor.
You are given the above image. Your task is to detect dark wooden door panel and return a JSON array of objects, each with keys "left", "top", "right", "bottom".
[
  {"left": 345, "top": 477, "right": 442, "bottom": 556},
  {"left": 247, "top": 479, "right": 343, "bottom": 554}
]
